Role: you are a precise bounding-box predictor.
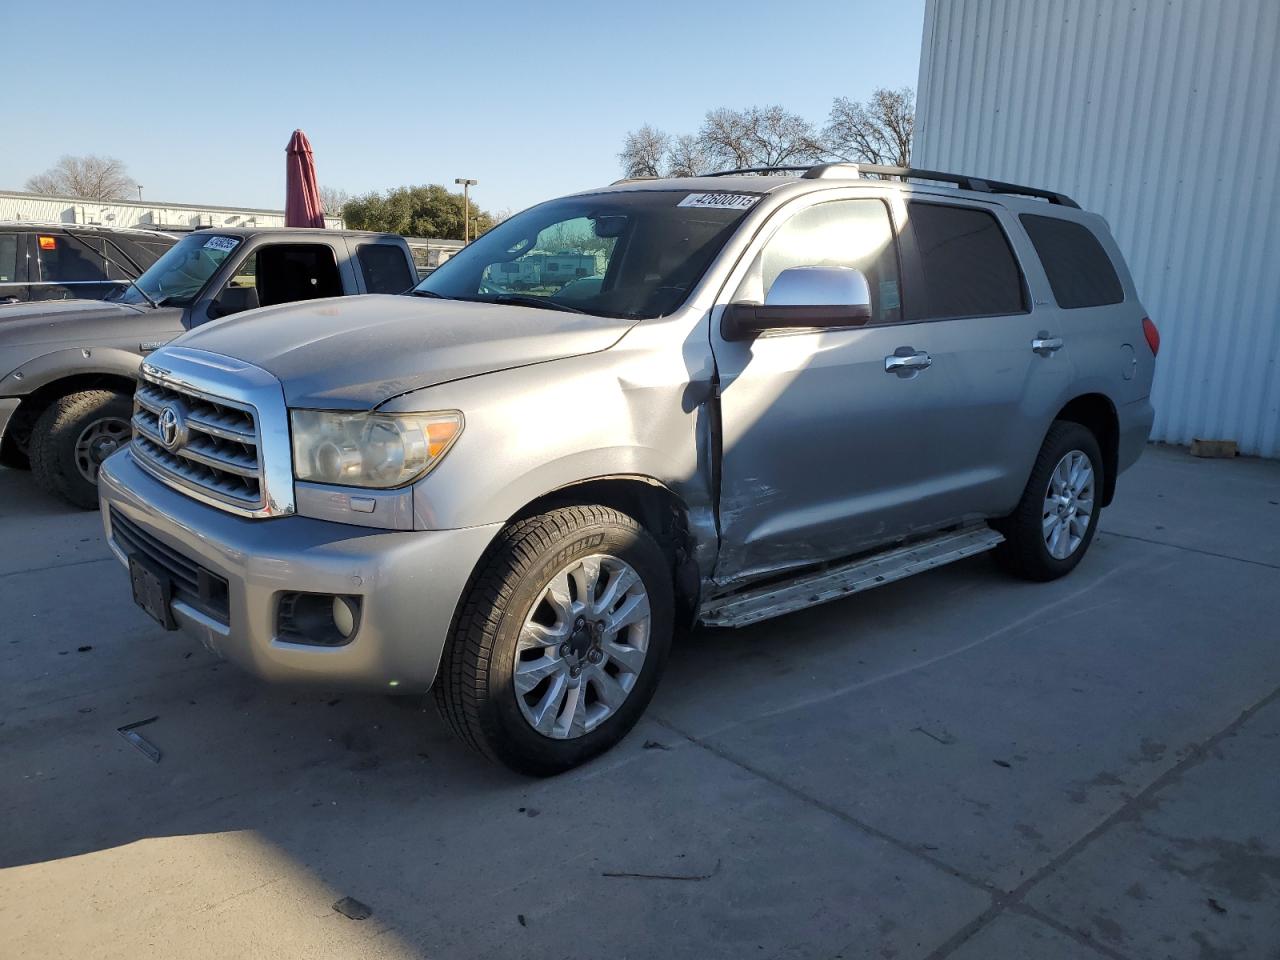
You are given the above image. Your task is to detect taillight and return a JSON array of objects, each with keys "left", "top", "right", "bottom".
[{"left": 1142, "top": 317, "right": 1160, "bottom": 356}]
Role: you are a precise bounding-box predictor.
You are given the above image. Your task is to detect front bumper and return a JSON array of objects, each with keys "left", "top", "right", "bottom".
[{"left": 99, "top": 448, "right": 501, "bottom": 692}]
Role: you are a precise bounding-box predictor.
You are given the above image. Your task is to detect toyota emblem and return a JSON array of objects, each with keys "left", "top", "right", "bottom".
[{"left": 157, "top": 402, "right": 188, "bottom": 451}]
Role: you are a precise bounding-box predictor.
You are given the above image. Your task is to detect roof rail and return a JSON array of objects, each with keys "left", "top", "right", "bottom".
[
  {"left": 704, "top": 166, "right": 812, "bottom": 177},
  {"left": 804, "top": 163, "right": 1080, "bottom": 207}
]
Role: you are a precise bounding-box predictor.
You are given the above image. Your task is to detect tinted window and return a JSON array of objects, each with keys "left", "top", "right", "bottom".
[
  {"left": 357, "top": 243, "right": 413, "bottom": 294},
  {"left": 0, "top": 234, "right": 18, "bottom": 283},
  {"left": 254, "top": 244, "right": 342, "bottom": 306},
  {"left": 1020, "top": 214, "right": 1123, "bottom": 308},
  {"left": 738, "top": 198, "right": 902, "bottom": 323},
  {"left": 102, "top": 236, "right": 171, "bottom": 280},
  {"left": 908, "top": 202, "right": 1025, "bottom": 318},
  {"left": 37, "top": 233, "right": 109, "bottom": 283}
]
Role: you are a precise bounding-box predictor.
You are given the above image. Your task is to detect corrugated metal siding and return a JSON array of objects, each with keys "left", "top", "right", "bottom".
[{"left": 915, "top": 0, "right": 1280, "bottom": 456}]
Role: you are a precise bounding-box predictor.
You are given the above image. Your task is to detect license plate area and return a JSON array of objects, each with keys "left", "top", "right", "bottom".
[{"left": 129, "top": 554, "right": 178, "bottom": 630}]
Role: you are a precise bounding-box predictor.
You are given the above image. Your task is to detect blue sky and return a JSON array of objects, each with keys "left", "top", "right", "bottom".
[{"left": 3, "top": 0, "right": 925, "bottom": 216}]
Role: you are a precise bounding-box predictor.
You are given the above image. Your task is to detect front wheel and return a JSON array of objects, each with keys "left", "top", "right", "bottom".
[
  {"left": 434, "top": 505, "right": 674, "bottom": 776},
  {"left": 29, "top": 389, "right": 134, "bottom": 509},
  {"left": 995, "top": 421, "right": 1104, "bottom": 581}
]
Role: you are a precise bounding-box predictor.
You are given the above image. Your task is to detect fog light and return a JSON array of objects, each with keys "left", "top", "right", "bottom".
[
  {"left": 332, "top": 595, "right": 357, "bottom": 638},
  {"left": 277, "top": 592, "right": 362, "bottom": 646}
]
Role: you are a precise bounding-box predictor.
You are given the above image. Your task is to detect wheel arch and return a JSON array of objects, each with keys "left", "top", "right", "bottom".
[
  {"left": 1, "top": 371, "right": 137, "bottom": 462},
  {"left": 1053, "top": 393, "right": 1119, "bottom": 506},
  {"left": 507, "top": 475, "right": 701, "bottom": 627}
]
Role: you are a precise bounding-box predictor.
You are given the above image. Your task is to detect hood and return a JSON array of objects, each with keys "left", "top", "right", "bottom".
[
  {"left": 0, "top": 298, "right": 150, "bottom": 334},
  {"left": 173, "top": 294, "right": 637, "bottom": 408}
]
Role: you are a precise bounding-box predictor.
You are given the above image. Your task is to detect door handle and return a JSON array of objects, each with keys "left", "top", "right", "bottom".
[
  {"left": 1032, "top": 335, "right": 1064, "bottom": 356},
  {"left": 885, "top": 350, "right": 932, "bottom": 373}
]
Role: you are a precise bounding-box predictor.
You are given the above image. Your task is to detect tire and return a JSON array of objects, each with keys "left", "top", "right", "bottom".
[
  {"left": 29, "top": 389, "right": 133, "bottom": 509},
  {"left": 995, "top": 420, "right": 1105, "bottom": 582},
  {"left": 434, "top": 505, "right": 674, "bottom": 776}
]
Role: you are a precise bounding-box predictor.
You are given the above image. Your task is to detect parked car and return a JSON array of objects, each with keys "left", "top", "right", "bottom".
[
  {"left": 0, "top": 227, "right": 416, "bottom": 506},
  {"left": 0, "top": 222, "right": 178, "bottom": 304},
  {"left": 97, "top": 164, "right": 1157, "bottom": 774}
]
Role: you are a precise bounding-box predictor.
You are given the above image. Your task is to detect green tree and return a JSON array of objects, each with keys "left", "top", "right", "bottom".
[{"left": 341, "top": 184, "right": 495, "bottom": 240}]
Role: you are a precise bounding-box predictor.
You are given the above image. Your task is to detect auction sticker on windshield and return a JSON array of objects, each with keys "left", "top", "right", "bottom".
[
  {"left": 677, "top": 193, "right": 760, "bottom": 210},
  {"left": 202, "top": 236, "right": 240, "bottom": 252}
]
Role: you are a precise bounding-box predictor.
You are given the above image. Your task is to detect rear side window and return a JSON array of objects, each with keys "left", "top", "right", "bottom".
[
  {"left": 908, "top": 202, "right": 1025, "bottom": 319},
  {"left": 37, "top": 233, "right": 109, "bottom": 283},
  {"left": 357, "top": 243, "right": 413, "bottom": 294},
  {"left": 0, "top": 234, "right": 18, "bottom": 282},
  {"left": 1020, "top": 214, "right": 1124, "bottom": 308}
]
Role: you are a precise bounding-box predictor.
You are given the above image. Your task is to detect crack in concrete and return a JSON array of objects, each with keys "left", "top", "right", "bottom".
[{"left": 1098, "top": 529, "right": 1280, "bottom": 571}]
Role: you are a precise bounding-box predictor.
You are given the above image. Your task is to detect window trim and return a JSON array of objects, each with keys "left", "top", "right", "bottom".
[{"left": 904, "top": 199, "right": 1031, "bottom": 322}]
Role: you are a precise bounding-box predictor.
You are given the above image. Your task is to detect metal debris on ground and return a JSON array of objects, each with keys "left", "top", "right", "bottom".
[
  {"left": 602, "top": 860, "right": 721, "bottom": 881},
  {"left": 332, "top": 896, "right": 372, "bottom": 920},
  {"left": 642, "top": 740, "right": 672, "bottom": 750},
  {"left": 116, "top": 716, "right": 161, "bottom": 763}
]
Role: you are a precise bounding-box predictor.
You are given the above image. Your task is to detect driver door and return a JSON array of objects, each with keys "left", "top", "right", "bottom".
[{"left": 711, "top": 192, "right": 969, "bottom": 584}]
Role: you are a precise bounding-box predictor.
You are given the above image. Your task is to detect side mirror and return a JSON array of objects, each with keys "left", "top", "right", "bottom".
[{"left": 722, "top": 266, "right": 872, "bottom": 342}]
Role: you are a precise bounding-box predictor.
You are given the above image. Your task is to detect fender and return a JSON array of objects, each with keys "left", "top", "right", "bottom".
[{"left": 0, "top": 346, "right": 146, "bottom": 397}]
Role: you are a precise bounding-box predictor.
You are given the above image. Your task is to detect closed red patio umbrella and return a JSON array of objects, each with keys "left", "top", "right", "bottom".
[{"left": 285, "top": 129, "right": 325, "bottom": 228}]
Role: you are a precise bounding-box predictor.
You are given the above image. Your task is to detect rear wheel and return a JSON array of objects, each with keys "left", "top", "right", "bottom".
[
  {"left": 29, "top": 389, "right": 133, "bottom": 509},
  {"left": 434, "top": 505, "right": 674, "bottom": 776},
  {"left": 995, "top": 420, "right": 1104, "bottom": 581}
]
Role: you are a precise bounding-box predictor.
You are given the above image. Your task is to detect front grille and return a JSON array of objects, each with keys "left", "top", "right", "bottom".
[
  {"left": 131, "top": 377, "right": 264, "bottom": 510},
  {"left": 109, "top": 507, "right": 230, "bottom": 625}
]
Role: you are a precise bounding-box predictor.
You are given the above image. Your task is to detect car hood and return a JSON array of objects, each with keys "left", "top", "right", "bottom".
[
  {"left": 0, "top": 298, "right": 154, "bottom": 339},
  {"left": 174, "top": 294, "right": 637, "bottom": 408}
]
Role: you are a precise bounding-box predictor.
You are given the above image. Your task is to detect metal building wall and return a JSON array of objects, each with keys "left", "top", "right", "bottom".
[
  {"left": 0, "top": 191, "right": 344, "bottom": 231},
  {"left": 914, "top": 0, "right": 1280, "bottom": 456}
]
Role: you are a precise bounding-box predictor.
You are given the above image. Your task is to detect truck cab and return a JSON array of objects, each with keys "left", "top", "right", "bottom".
[{"left": 0, "top": 227, "right": 416, "bottom": 506}]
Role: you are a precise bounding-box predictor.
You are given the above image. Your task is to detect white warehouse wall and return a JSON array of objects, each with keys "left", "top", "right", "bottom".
[{"left": 914, "top": 0, "right": 1280, "bottom": 456}]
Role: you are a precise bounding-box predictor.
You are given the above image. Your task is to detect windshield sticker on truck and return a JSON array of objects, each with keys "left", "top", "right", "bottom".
[
  {"left": 202, "top": 236, "right": 240, "bottom": 253},
  {"left": 677, "top": 193, "right": 760, "bottom": 210}
]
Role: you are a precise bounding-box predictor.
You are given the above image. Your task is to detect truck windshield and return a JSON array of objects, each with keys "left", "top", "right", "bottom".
[
  {"left": 413, "top": 190, "right": 759, "bottom": 319},
  {"left": 113, "top": 234, "right": 241, "bottom": 307}
]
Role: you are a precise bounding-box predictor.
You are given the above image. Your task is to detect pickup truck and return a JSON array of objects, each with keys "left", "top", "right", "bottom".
[
  {"left": 0, "top": 226, "right": 417, "bottom": 506},
  {"left": 98, "top": 164, "right": 1157, "bottom": 774}
]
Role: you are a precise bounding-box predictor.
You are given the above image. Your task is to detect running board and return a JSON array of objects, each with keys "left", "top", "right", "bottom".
[{"left": 699, "top": 525, "right": 1005, "bottom": 628}]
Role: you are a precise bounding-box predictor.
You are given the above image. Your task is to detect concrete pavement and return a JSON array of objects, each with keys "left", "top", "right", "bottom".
[{"left": 2, "top": 444, "right": 1278, "bottom": 959}]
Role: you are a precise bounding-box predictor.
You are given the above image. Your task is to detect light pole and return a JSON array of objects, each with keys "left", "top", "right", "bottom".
[
  {"left": 454, "top": 178, "right": 478, "bottom": 244},
  {"left": 137, "top": 185, "right": 144, "bottom": 201}
]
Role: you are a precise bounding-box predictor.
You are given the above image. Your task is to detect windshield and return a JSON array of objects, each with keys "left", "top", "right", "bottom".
[
  {"left": 413, "top": 190, "right": 758, "bottom": 319},
  {"left": 113, "top": 234, "right": 241, "bottom": 307}
]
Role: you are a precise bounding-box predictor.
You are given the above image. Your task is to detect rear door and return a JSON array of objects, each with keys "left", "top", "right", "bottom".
[{"left": 32, "top": 231, "right": 120, "bottom": 300}]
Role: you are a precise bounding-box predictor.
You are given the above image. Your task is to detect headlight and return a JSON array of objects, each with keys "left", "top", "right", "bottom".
[{"left": 290, "top": 410, "right": 463, "bottom": 488}]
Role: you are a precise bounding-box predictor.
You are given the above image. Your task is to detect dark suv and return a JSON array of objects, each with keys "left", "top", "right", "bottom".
[{"left": 0, "top": 223, "right": 177, "bottom": 303}]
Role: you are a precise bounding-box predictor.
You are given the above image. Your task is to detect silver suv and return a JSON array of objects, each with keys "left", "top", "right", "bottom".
[{"left": 98, "top": 164, "right": 1158, "bottom": 774}]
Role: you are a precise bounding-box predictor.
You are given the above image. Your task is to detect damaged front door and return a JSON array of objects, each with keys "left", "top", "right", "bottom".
[{"left": 709, "top": 193, "right": 959, "bottom": 585}]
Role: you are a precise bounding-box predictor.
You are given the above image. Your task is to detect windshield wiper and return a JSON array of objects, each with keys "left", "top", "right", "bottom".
[
  {"left": 410, "top": 289, "right": 448, "bottom": 298},
  {"left": 488, "top": 294, "right": 586, "bottom": 314}
]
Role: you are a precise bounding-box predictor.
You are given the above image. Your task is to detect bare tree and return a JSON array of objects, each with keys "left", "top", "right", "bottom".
[
  {"left": 665, "top": 134, "right": 713, "bottom": 177},
  {"left": 319, "top": 186, "right": 351, "bottom": 217},
  {"left": 25, "top": 155, "right": 137, "bottom": 201},
  {"left": 699, "top": 105, "right": 824, "bottom": 171},
  {"left": 823, "top": 88, "right": 914, "bottom": 168},
  {"left": 618, "top": 125, "right": 670, "bottom": 179}
]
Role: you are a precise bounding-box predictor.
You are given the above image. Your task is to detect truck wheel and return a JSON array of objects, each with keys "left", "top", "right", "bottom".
[
  {"left": 995, "top": 420, "right": 1104, "bottom": 582},
  {"left": 434, "top": 505, "right": 674, "bottom": 776},
  {"left": 29, "top": 390, "right": 133, "bottom": 509}
]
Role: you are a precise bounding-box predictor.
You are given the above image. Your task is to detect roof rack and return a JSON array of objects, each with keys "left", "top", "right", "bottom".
[{"left": 703, "top": 162, "right": 1079, "bottom": 207}]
